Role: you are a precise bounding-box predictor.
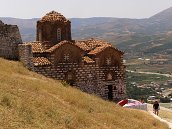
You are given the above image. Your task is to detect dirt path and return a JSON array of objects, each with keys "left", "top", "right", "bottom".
[
  {"left": 147, "top": 104, "right": 172, "bottom": 129},
  {"left": 127, "top": 70, "right": 172, "bottom": 78}
]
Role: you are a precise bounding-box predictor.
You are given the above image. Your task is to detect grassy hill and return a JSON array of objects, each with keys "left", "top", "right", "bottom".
[{"left": 0, "top": 58, "right": 168, "bottom": 129}]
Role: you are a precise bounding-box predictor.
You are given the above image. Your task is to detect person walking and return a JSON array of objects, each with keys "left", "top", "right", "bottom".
[{"left": 153, "top": 101, "right": 160, "bottom": 116}]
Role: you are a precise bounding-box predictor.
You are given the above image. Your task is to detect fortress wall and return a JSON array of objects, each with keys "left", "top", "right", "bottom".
[{"left": 0, "top": 21, "right": 22, "bottom": 59}]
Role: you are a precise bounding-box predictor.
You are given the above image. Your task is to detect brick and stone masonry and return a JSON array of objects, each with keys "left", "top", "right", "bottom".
[
  {"left": 0, "top": 20, "right": 22, "bottom": 60},
  {"left": 19, "top": 11, "right": 126, "bottom": 101}
]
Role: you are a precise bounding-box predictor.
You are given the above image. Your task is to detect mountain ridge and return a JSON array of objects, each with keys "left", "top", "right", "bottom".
[
  {"left": 0, "top": 7, "right": 172, "bottom": 57},
  {"left": 1, "top": 7, "right": 172, "bottom": 41}
]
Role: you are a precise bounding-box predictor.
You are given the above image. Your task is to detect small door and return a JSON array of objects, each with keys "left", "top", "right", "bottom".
[
  {"left": 66, "top": 72, "right": 75, "bottom": 86},
  {"left": 108, "top": 85, "right": 113, "bottom": 101}
]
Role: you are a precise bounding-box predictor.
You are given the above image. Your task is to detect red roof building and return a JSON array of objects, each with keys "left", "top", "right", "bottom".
[{"left": 19, "top": 11, "right": 126, "bottom": 101}]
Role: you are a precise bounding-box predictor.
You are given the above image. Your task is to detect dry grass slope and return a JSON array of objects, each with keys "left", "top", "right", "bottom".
[{"left": 0, "top": 58, "right": 169, "bottom": 129}]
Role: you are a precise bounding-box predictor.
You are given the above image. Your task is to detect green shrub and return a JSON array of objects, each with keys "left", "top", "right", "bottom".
[{"left": 1, "top": 96, "right": 11, "bottom": 107}]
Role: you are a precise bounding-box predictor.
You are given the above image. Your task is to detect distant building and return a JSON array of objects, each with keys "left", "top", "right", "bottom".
[
  {"left": 0, "top": 20, "right": 22, "bottom": 59},
  {"left": 19, "top": 11, "right": 126, "bottom": 101},
  {"left": 150, "top": 59, "right": 168, "bottom": 65}
]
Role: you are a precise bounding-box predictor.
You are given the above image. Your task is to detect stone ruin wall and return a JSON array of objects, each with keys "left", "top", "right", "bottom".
[
  {"left": 18, "top": 44, "right": 34, "bottom": 69},
  {"left": 0, "top": 21, "right": 22, "bottom": 60}
]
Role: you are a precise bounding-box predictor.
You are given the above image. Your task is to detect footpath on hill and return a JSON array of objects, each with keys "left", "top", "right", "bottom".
[
  {"left": 147, "top": 104, "right": 172, "bottom": 129},
  {"left": 127, "top": 70, "right": 172, "bottom": 78}
]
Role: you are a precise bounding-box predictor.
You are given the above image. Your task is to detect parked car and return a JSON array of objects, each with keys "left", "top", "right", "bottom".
[{"left": 147, "top": 96, "right": 160, "bottom": 103}]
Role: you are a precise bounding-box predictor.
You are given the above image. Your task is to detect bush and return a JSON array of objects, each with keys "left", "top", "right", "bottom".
[
  {"left": 1, "top": 96, "right": 11, "bottom": 107},
  {"left": 160, "top": 97, "right": 170, "bottom": 103},
  {"left": 61, "top": 80, "right": 70, "bottom": 87}
]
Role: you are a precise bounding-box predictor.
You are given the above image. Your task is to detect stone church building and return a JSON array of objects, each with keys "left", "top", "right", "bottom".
[{"left": 19, "top": 11, "right": 126, "bottom": 101}]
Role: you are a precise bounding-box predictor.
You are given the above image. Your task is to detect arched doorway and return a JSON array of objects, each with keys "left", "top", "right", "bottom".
[
  {"left": 108, "top": 85, "right": 113, "bottom": 101},
  {"left": 106, "top": 73, "right": 113, "bottom": 101},
  {"left": 66, "top": 72, "right": 75, "bottom": 86}
]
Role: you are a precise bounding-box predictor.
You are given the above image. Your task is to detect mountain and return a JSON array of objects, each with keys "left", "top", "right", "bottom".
[
  {"left": 1, "top": 7, "right": 172, "bottom": 57},
  {"left": 0, "top": 57, "right": 168, "bottom": 129},
  {"left": 146, "top": 7, "right": 172, "bottom": 34},
  {"left": 0, "top": 17, "right": 147, "bottom": 43}
]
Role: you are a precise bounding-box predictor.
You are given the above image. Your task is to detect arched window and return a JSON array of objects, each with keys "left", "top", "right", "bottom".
[
  {"left": 57, "top": 28, "right": 61, "bottom": 42},
  {"left": 38, "top": 29, "right": 42, "bottom": 41}
]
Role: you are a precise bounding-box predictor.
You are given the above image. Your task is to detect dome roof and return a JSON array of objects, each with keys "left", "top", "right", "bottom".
[{"left": 40, "top": 11, "right": 69, "bottom": 23}]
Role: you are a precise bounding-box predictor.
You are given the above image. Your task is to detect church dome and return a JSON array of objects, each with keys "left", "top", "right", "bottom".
[{"left": 40, "top": 11, "right": 69, "bottom": 23}]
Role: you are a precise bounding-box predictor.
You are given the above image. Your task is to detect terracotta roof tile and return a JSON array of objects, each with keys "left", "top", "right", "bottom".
[
  {"left": 75, "top": 38, "right": 112, "bottom": 52},
  {"left": 75, "top": 41, "right": 90, "bottom": 51},
  {"left": 23, "top": 41, "right": 46, "bottom": 53},
  {"left": 83, "top": 56, "right": 95, "bottom": 64},
  {"left": 33, "top": 57, "right": 51, "bottom": 66},
  {"left": 40, "top": 11, "right": 69, "bottom": 23},
  {"left": 46, "top": 40, "right": 69, "bottom": 52},
  {"left": 46, "top": 40, "right": 83, "bottom": 53},
  {"left": 88, "top": 45, "right": 111, "bottom": 55},
  {"left": 31, "top": 42, "right": 46, "bottom": 53},
  {"left": 75, "top": 38, "right": 124, "bottom": 55}
]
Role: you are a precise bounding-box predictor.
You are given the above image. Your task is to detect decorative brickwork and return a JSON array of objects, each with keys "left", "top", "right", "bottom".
[
  {"left": 19, "top": 11, "right": 126, "bottom": 101},
  {"left": 0, "top": 20, "right": 22, "bottom": 59}
]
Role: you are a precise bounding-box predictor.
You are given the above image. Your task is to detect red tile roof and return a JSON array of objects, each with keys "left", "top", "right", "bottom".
[
  {"left": 83, "top": 56, "right": 95, "bottom": 64},
  {"left": 46, "top": 40, "right": 83, "bottom": 53},
  {"left": 75, "top": 38, "right": 111, "bottom": 51},
  {"left": 31, "top": 42, "right": 45, "bottom": 53},
  {"left": 88, "top": 45, "right": 111, "bottom": 55},
  {"left": 75, "top": 38, "right": 123, "bottom": 55},
  {"left": 32, "top": 57, "right": 51, "bottom": 66},
  {"left": 23, "top": 41, "right": 46, "bottom": 53},
  {"left": 40, "top": 11, "right": 69, "bottom": 23}
]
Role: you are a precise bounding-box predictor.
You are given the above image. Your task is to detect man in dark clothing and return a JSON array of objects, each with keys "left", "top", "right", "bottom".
[{"left": 153, "top": 101, "right": 159, "bottom": 115}]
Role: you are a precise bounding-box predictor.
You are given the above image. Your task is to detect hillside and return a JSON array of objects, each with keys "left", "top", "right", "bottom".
[
  {"left": 0, "top": 58, "right": 168, "bottom": 129},
  {"left": 0, "top": 7, "right": 172, "bottom": 42}
]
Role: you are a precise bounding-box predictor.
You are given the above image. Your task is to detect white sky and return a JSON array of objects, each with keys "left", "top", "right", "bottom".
[{"left": 0, "top": 0, "right": 172, "bottom": 19}]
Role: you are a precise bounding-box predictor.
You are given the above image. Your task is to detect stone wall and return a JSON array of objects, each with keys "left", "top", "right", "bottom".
[
  {"left": 0, "top": 21, "right": 22, "bottom": 59},
  {"left": 18, "top": 42, "right": 126, "bottom": 101},
  {"left": 18, "top": 44, "right": 34, "bottom": 70},
  {"left": 33, "top": 62, "right": 126, "bottom": 101}
]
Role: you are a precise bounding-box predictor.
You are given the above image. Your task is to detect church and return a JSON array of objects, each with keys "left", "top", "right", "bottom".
[{"left": 19, "top": 11, "right": 126, "bottom": 101}]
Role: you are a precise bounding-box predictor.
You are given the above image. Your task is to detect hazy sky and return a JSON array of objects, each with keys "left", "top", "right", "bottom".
[{"left": 0, "top": 0, "right": 172, "bottom": 19}]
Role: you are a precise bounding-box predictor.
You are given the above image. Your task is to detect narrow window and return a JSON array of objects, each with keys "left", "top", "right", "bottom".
[
  {"left": 57, "top": 28, "right": 61, "bottom": 42},
  {"left": 106, "top": 57, "right": 111, "bottom": 65},
  {"left": 38, "top": 29, "right": 42, "bottom": 41}
]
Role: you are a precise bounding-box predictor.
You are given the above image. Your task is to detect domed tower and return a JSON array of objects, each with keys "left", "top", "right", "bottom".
[{"left": 36, "top": 11, "right": 71, "bottom": 45}]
